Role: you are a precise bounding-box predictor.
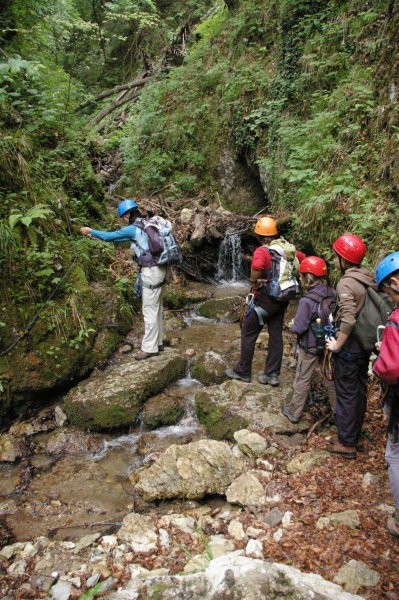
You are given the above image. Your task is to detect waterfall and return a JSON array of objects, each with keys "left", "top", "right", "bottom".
[{"left": 215, "top": 233, "right": 243, "bottom": 282}]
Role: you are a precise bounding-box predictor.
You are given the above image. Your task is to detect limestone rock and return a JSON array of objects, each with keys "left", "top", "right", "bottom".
[
  {"left": 226, "top": 472, "right": 267, "bottom": 507},
  {"left": 117, "top": 514, "right": 158, "bottom": 553},
  {"left": 334, "top": 559, "right": 380, "bottom": 594},
  {"left": 286, "top": 451, "right": 330, "bottom": 474},
  {"left": 133, "top": 439, "right": 246, "bottom": 502},
  {"left": 234, "top": 429, "right": 266, "bottom": 456},
  {"left": 108, "top": 554, "right": 364, "bottom": 599}
]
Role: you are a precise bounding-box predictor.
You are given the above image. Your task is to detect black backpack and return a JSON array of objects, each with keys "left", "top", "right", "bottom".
[{"left": 305, "top": 287, "right": 336, "bottom": 354}]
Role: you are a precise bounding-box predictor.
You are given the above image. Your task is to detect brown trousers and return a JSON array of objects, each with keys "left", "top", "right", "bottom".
[{"left": 287, "top": 347, "right": 336, "bottom": 420}]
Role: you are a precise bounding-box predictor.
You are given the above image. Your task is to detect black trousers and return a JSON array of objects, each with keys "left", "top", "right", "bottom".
[
  {"left": 234, "top": 294, "right": 288, "bottom": 377},
  {"left": 332, "top": 336, "right": 370, "bottom": 447}
]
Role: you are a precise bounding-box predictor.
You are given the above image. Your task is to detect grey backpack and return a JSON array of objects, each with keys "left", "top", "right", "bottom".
[{"left": 353, "top": 286, "right": 393, "bottom": 353}]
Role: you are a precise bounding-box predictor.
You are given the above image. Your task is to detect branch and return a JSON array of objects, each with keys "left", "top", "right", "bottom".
[
  {"left": 84, "top": 88, "right": 142, "bottom": 131},
  {"left": 78, "top": 76, "right": 152, "bottom": 110}
]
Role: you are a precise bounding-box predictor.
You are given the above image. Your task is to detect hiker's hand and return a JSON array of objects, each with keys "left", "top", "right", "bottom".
[
  {"left": 375, "top": 341, "right": 382, "bottom": 352},
  {"left": 326, "top": 337, "right": 339, "bottom": 352},
  {"left": 80, "top": 227, "right": 92, "bottom": 237}
]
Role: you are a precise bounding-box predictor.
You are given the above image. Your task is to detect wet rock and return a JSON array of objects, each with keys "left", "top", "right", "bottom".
[
  {"left": 285, "top": 451, "right": 330, "bottom": 474},
  {"left": 63, "top": 350, "right": 187, "bottom": 430},
  {"left": 0, "top": 433, "right": 23, "bottom": 462},
  {"left": 133, "top": 439, "right": 247, "bottom": 502},
  {"left": 137, "top": 427, "right": 203, "bottom": 457},
  {"left": 140, "top": 393, "right": 186, "bottom": 429},
  {"left": 109, "top": 554, "right": 364, "bottom": 599},
  {"left": 334, "top": 559, "right": 380, "bottom": 594},
  {"left": 226, "top": 472, "right": 266, "bottom": 508},
  {"left": 196, "top": 296, "right": 243, "bottom": 322},
  {"left": 0, "top": 499, "right": 17, "bottom": 516},
  {"left": 191, "top": 351, "right": 227, "bottom": 385},
  {"left": 54, "top": 407, "right": 67, "bottom": 427},
  {"left": 117, "top": 513, "right": 158, "bottom": 552},
  {"left": 40, "top": 429, "right": 104, "bottom": 456}
]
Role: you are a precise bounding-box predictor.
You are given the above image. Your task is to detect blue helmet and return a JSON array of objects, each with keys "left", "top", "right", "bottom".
[
  {"left": 117, "top": 198, "right": 138, "bottom": 217},
  {"left": 375, "top": 251, "right": 399, "bottom": 289}
]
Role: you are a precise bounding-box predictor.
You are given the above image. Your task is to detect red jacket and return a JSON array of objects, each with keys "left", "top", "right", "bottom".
[{"left": 373, "top": 306, "right": 399, "bottom": 385}]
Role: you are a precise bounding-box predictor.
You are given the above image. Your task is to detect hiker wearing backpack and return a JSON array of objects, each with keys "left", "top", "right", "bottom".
[
  {"left": 372, "top": 251, "right": 399, "bottom": 538},
  {"left": 325, "top": 233, "right": 376, "bottom": 459},
  {"left": 80, "top": 198, "right": 173, "bottom": 361},
  {"left": 282, "top": 257, "right": 336, "bottom": 424},
  {"left": 225, "top": 216, "right": 299, "bottom": 386}
]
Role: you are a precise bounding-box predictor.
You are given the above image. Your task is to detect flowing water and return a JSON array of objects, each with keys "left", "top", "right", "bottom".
[{"left": 0, "top": 282, "right": 248, "bottom": 542}]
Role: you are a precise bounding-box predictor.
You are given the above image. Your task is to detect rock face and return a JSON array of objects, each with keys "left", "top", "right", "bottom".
[
  {"left": 63, "top": 349, "right": 186, "bottom": 430},
  {"left": 110, "top": 554, "right": 364, "bottom": 600},
  {"left": 0, "top": 279, "right": 133, "bottom": 430},
  {"left": 133, "top": 439, "right": 248, "bottom": 502}
]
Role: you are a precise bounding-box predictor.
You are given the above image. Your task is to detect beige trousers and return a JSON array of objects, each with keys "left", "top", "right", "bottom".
[
  {"left": 141, "top": 265, "right": 166, "bottom": 353},
  {"left": 288, "top": 347, "right": 336, "bottom": 420}
]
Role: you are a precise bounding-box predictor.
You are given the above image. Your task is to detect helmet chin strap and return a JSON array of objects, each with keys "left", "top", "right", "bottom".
[
  {"left": 338, "top": 255, "right": 345, "bottom": 274},
  {"left": 383, "top": 283, "right": 399, "bottom": 297}
]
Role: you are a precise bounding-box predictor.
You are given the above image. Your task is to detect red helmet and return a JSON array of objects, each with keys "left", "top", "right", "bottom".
[
  {"left": 332, "top": 234, "right": 366, "bottom": 265},
  {"left": 299, "top": 256, "right": 327, "bottom": 277}
]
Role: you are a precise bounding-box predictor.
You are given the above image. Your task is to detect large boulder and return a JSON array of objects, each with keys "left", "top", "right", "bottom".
[
  {"left": 195, "top": 380, "right": 310, "bottom": 440},
  {"left": 132, "top": 439, "right": 247, "bottom": 502},
  {"left": 63, "top": 349, "right": 186, "bottom": 431},
  {"left": 109, "top": 554, "right": 363, "bottom": 600}
]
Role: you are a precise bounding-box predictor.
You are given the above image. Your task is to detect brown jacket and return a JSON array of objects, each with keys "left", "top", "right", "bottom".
[{"left": 336, "top": 267, "right": 377, "bottom": 336}]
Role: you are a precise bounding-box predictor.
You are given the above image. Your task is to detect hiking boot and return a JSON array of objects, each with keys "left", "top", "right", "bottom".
[
  {"left": 257, "top": 373, "right": 279, "bottom": 386},
  {"left": 135, "top": 351, "right": 159, "bottom": 361},
  {"left": 327, "top": 440, "right": 357, "bottom": 460},
  {"left": 225, "top": 368, "right": 251, "bottom": 383},
  {"left": 282, "top": 405, "right": 300, "bottom": 424},
  {"left": 387, "top": 511, "right": 399, "bottom": 538}
]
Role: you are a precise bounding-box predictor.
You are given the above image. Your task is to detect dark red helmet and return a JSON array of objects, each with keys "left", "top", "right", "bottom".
[
  {"left": 332, "top": 234, "right": 366, "bottom": 265},
  {"left": 299, "top": 256, "right": 328, "bottom": 277}
]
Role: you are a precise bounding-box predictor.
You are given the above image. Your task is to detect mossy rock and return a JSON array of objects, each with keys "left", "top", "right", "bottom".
[
  {"left": 195, "top": 391, "right": 249, "bottom": 441},
  {"left": 191, "top": 351, "right": 227, "bottom": 386},
  {"left": 140, "top": 394, "right": 186, "bottom": 429},
  {"left": 196, "top": 296, "right": 243, "bottom": 322},
  {"left": 63, "top": 351, "right": 187, "bottom": 431}
]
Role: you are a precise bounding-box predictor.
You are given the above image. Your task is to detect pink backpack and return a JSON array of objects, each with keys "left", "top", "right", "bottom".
[{"left": 373, "top": 307, "right": 399, "bottom": 385}]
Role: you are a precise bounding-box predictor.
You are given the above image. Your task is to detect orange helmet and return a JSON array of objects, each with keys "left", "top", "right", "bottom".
[{"left": 254, "top": 216, "right": 278, "bottom": 236}]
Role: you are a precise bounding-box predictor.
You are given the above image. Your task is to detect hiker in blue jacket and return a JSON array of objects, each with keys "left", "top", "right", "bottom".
[
  {"left": 80, "top": 199, "right": 166, "bottom": 360},
  {"left": 282, "top": 256, "right": 336, "bottom": 424},
  {"left": 326, "top": 233, "right": 376, "bottom": 459}
]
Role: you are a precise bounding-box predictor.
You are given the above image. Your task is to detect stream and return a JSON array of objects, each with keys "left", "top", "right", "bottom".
[{"left": 0, "top": 282, "right": 249, "bottom": 543}]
